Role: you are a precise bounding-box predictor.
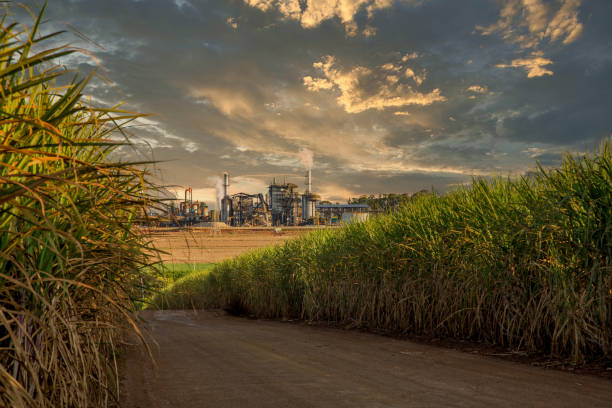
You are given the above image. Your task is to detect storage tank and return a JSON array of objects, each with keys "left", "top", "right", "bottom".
[
  {"left": 301, "top": 193, "right": 319, "bottom": 222},
  {"left": 199, "top": 204, "right": 209, "bottom": 217}
]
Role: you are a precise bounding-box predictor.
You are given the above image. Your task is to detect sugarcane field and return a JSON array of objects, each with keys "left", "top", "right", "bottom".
[{"left": 2, "top": 1, "right": 612, "bottom": 407}]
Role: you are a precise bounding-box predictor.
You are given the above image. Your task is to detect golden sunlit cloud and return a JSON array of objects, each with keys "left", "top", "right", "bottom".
[
  {"left": 496, "top": 56, "right": 553, "bottom": 78},
  {"left": 477, "top": 0, "right": 583, "bottom": 78},
  {"left": 244, "top": 0, "right": 421, "bottom": 37},
  {"left": 467, "top": 85, "right": 488, "bottom": 94},
  {"left": 303, "top": 55, "right": 446, "bottom": 114},
  {"left": 348, "top": 160, "right": 495, "bottom": 177},
  {"left": 402, "top": 52, "right": 419, "bottom": 61},
  {"left": 404, "top": 67, "right": 426, "bottom": 85},
  {"left": 545, "top": 0, "right": 584, "bottom": 44},
  {"left": 477, "top": 0, "right": 583, "bottom": 48},
  {"left": 362, "top": 25, "right": 377, "bottom": 37},
  {"left": 226, "top": 17, "right": 238, "bottom": 29},
  {"left": 302, "top": 76, "right": 333, "bottom": 91}
]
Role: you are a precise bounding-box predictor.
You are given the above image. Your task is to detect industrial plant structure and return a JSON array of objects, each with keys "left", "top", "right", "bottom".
[
  {"left": 220, "top": 172, "right": 231, "bottom": 224},
  {"left": 222, "top": 170, "right": 322, "bottom": 226},
  {"left": 159, "top": 169, "right": 370, "bottom": 227},
  {"left": 162, "top": 187, "right": 209, "bottom": 225}
]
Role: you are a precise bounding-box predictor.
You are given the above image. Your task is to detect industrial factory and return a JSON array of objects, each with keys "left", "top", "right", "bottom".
[{"left": 161, "top": 169, "right": 370, "bottom": 227}]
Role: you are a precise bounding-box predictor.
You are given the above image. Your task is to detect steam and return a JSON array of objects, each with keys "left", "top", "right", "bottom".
[
  {"left": 298, "top": 148, "right": 313, "bottom": 169},
  {"left": 208, "top": 176, "right": 225, "bottom": 210}
]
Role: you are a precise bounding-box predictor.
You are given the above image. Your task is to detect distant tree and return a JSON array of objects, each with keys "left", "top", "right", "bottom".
[{"left": 348, "top": 193, "right": 414, "bottom": 212}]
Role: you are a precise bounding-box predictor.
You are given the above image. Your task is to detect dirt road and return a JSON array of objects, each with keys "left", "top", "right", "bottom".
[{"left": 121, "top": 310, "right": 612, "bottom": 407}]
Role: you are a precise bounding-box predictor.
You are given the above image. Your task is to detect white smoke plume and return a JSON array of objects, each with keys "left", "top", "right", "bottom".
[
  {"left": 298, "top": 148, "right": 314, "bottom": 169},
  {"left": 208, "top": 176, "right": 225, "bottom": 210}
]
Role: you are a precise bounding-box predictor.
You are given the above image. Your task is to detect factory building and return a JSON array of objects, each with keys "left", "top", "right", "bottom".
[
  {"left": 269, "top": 180, "right": 301, "bottom": 226},
  {"left": 159, "top": 187, "right": 209, "bottom": 226},
  {"left": 230, "top": 192, "right": 269, "bottom": 226},
  {"left": 215, "top": 169, "right": 322, "bottom": 227},
  {"left": 160, "top": 169, "right": 370, "bottom": 227}
]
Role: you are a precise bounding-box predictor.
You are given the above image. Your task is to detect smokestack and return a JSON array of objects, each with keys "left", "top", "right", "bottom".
[
  {"left": 223, "top": 172, "right": 229, "bottom": 197},
  {"left": 299, "top": 148, "right": 314, "bottom": 193}
]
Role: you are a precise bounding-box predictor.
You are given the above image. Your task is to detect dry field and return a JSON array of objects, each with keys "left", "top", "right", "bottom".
[{"left": 146, "top": 227, "right": 317, "bottom": 263}]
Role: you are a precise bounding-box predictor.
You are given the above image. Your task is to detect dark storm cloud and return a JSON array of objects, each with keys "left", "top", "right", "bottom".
[{"left": 9, "top": 0, "right": 612, "bottom": 203}]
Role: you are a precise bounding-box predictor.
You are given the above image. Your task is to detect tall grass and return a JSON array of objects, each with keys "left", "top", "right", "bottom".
[
  {"left": 158, "top": 142, "right": 612, "bottom": 363},
  {"left": 1, "top": 5, "right": 157, "bottom": 407}
]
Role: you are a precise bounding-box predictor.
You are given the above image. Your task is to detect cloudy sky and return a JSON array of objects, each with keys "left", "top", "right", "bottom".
[{"left": 12, "top": 0, "right": 612, "bottom": 206}]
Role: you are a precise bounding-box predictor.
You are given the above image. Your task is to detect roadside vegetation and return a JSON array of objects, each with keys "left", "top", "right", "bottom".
[
  {"left": 150, "top": 262, "right": 215, "bottom": 286},
  {"left": 156, "top": 142, "right": 612, "bottom": 363},
  {"left": 0, "top": 6, "right": 157, "bottom": 407},
  {"left": 151, "top": 263, "right": 216, "bottom": 310},
  {"left": 143, "top": 262, "right": 215, "bottom": 309}
]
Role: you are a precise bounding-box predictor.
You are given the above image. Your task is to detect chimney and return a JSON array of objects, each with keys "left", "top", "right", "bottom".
[
  {"left": 306, "top": 169, "right": 312, "bottom": 193},
  {"left": 223, "top": 172, "right": 229, "bottom": 197}
]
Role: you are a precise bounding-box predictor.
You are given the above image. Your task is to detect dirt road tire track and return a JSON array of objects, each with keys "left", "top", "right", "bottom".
[{"left": 121, "top": 310, "right": 612, "bottom": 407}]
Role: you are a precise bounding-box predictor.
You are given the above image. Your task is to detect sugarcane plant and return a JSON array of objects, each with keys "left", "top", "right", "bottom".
[{"left": 1, "top": 4, "right": 158, "bottom": 407}]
